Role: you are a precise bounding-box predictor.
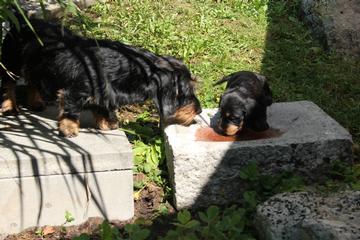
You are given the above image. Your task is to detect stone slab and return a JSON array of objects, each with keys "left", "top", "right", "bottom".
[
  {"left": 0, "top": 106, "right": 134, "bottom": 236},
  {"left": 255, "top": 191, "right": 360, "bottom": 240},
  {"left": 0, "top": 106, "right": 133, "bottom": 178},
  {"left": 164, "top": 101, "right": 353, "bottom": 209},
  {"left": 0, "top": 170, "right": 134, "bottom": 237}
]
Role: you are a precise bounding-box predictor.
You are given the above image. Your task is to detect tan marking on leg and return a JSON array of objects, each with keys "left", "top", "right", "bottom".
[
  {"left": 93, "top": 111, "right": 119, "bottom": 130},
  {"left": 58, "top": 117, "right": 80, "bottom": 138},
  {"left": 27, "top": 85, "right": 45, "bottom": 111},
  {"left": 1, "top": 81, "right": 18, "bottom": 114},
  {"left": 57, "top": 89, "right": 80, "bottom": 137}
]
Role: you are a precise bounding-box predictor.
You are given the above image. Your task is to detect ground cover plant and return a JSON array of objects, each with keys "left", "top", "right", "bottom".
[{"left": 2, "top": 0, "right": 360, "bottom": 239}]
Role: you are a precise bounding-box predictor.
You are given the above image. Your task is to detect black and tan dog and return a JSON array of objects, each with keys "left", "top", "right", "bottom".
[
  {"left": 214, "top": 71, "right": 272, "bottom": 136},
  {"left": 0, "top": 18, "right": 201, "bottom": 137}
]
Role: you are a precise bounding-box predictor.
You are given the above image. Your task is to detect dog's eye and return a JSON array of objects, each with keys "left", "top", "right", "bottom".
[{"left": 228, "top": 116, "right": 242, "bottom": 125}]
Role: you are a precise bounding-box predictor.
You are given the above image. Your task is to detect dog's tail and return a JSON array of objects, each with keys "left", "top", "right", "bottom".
[{"left": 213, "top": 74, "right": 234, "bottom": 86}]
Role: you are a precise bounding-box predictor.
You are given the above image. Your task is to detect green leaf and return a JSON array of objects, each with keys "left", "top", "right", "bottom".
[
  {"left": 239, "top": 162, "right": 259, "bottom": 181},
  {"left": 101, "top": 221, "right": 113, "bottom": 240},
  {"left": 134, "top": 180, "right": 145, "bottom": 190},
  {"left": 158, "top": 203, "right": 169, "bottom": 215},
  {"left": 183, "top": 234, "right": 198, "bottom": 240},
  {"left": 150, "top": 145, "right": 159, "bottom": 165},
  {"left": 185, "top": 219, "right": 200, "bottom": 229},
  {"left": 177, "top": 209, "right": 192, "bottom": 225},
  {"left": 64, "top": 211, "right": 75, "bottom": 223},
  {"left": 112, "top": 227, "right": 121, "bottom": 240},
  {"left": 206, "top": 205, "right": 219, "bottom": 221},
  {"left": 2, "top": 8, "right": 20, "bottom": 31},
  {"left": 124, "top": 223, "right": 135, "bottom": 233},
  {"left": 198, "top": 211, "right": 209, "bottom": 223},
  {"left": 133, "top": 145, "right": 148, "bottom": 155},
  {"left": 143, "top": 163, "right": 152, "bottom": 173},
  {"left": 351, "top": 182, "right": 360, "bottom": 190},
  {"left": 130, "top": 229, "right": 150, "bottom": 240},
  {"left": 243, "top": 191, "right": 257, "bottom": 209},
  {"left": 72, "top": 233, "right": 90, "bottom": 240}
]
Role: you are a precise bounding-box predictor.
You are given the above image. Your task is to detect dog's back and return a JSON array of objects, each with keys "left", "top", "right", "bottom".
[
  {"left": 2, "top": 18, "right": 157, "bottom": 105},
  {"left": 215, "top": 71, "right": 272, "bottom": 106}
]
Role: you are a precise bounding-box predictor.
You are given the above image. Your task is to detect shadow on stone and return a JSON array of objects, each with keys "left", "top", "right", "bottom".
[{"left": 0, "top": 92, "right": 133, "bottom": 235}]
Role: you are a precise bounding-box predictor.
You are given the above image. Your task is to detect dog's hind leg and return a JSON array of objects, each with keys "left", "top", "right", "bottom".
[
  {"left": 27, "top": 84, "right": 46, "bottom": 111},
  {"left": 0, "top": 77, "right": 19, "bottom": 115},
  {"left": 92, "top": 107, "right": 119, "bottom": 131},
  {"left": 0, "top": 28, "right": 20, "bottom": 115},
  {"left": 57, "top": 89, "right": 81, "bottom": 138}
]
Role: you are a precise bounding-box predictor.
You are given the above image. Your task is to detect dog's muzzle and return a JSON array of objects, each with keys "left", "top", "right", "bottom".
[
  {"left": 218, "top": 119, "right": 244, "bottom": 136},
  {"left": 165, "top": 102, "right": 201, "bottom": 126}
]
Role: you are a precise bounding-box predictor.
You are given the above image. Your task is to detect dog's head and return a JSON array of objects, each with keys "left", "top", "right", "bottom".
[
  {"left": 214, "top": 71, "right": 272, "bottom": 135},
  {"left": 154, "top": 56, "right": 202, "bottom": 126},
  {"left": 217, "top": 89, "right": 247, "bottom": 135}
]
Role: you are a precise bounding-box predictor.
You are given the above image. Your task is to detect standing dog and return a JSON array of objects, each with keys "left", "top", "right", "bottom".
[
  {"left": 214, "top": 71, "right": 272, "bottom": 136},
  {"left": 0, "top": 18, "right": 201, "bottom": 137}
]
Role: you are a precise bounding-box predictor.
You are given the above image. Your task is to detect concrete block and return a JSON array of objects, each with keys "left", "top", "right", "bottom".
[
  {"left": 0, "top": 171, "right": 133, "bottom": 236},
  {"left": 0, "top": 106, "right": 134, "bottom": 236},
  {"left": 164, "top": 101, "right": 353, "bottom": 209}
]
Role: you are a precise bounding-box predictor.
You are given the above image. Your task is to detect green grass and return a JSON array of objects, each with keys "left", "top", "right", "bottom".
[
  {"left": 70, "top": 0, "right": 360, "bottom": 145},
  {"left": 262, "top": 0, "right": 360, "bottom": 144}
]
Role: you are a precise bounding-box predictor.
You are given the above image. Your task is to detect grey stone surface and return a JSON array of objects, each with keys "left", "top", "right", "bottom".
[
  {"left": 300, "top": 0, "right": 360, "bottom": 58},
  {"left": 255, "top": 191, "right": 360, "bottom": 240},
  {"left": 19, "top": 0, "right": 101, "bottom": 19},
  {"left": 0, "top": 170, "right": 134, "bottom": 236},
  {"left": 0, "top": 106, "right": 133, "bottom": 178},
  {"left": 164, "top": 101, "right": 353, "bottom": 209},
  {"left": 0, "top": 106, "right": 134, "bottom": 236}
]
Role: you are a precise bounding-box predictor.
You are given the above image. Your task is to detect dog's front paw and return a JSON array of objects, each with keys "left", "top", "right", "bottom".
[
  {"left": 96, "top": 118, "right": 119, "bottom": 130},
  {"left": 58, "top": 118, "right": 80, "bottom": 137},
  {"left": 0, "top": 99, "right": 19, "bottom": 115}
]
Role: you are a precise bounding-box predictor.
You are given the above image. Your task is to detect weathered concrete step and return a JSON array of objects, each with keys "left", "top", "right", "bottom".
[
  {"left": 164, "top": 101, "right": 353, "bottom": 209},
  {"left": 0, "top": 106, "right": 134, "bottom": 237},
  {"left": 0, "top": 106, "right": 132, "bottom": 178}
]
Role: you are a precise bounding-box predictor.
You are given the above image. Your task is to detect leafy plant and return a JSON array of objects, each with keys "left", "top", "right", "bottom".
[
  {"left": 64, "top": 210, "right": 75, "bottom": 224},
  {"left": 318, "top": 161, "right": 360, "bottom": 191},
  {"left": 160, "top": 206, "right": 254, "bottom": 240},
  {"left": 73, "top": 234, "right": 91, "bottom": 240},
  {"left": 73, "top": 221, "right": 150, "bottom": 240},
  {"left": 120, "top": 112, "right": 166, "bottom": 186},
  {"left": 239, "top": 161, "right": 305, "bottom": 201}
]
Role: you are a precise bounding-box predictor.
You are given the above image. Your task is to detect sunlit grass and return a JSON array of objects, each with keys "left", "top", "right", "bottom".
[{"left": 69, "top": 0, "right": 359, "bottom": 144}]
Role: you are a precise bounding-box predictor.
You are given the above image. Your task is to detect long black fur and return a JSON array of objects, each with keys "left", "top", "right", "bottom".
[{"left": 1, "top": 17, "right": 201, "bottom": 135}]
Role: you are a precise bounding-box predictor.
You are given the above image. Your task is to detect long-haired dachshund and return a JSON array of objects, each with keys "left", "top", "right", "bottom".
[{"left": 0, "top": 17, "right": 201, "bottom": 137}]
